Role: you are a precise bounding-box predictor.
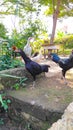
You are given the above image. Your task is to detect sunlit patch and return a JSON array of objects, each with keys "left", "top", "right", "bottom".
[
  {"left": 66, "top": 75, "right": 73, "bottom": 80},
  {"left": 65, "top": 70, "right": 73, "bottom": 88},
  {"left": 66, "top": 68, "right": 73, "bottom": 78}
]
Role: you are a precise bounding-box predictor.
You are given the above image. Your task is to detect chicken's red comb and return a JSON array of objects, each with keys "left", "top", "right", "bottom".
[{"left": 12, "top": 46, "right": 17, "bottom": 51}]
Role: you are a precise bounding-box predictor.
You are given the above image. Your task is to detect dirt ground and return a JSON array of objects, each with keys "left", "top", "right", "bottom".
[{"left": 0, "top": 59, "right": 73, "bottom": 130}]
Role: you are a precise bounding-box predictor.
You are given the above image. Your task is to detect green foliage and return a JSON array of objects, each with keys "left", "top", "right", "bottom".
[
  {"left": 56, "top": 30, "right": 65, "bottom": 38},
  {"left": 44, "top": 7, "right": 53, "bottom": 16},
  {"left": 0, "top": 118, "right": 4, "bottom": 125},
  {"left": 7, "top": 29, "right": 23, "bottom": 49},
  {"left": 0, "top": 37, "right": 25, "bottom": 71},
  {"left": 13, "top": 83, "right": 20, "bottom": 90},
  {"left": 0, "top": 23, "right": 8, "bottom": 39},
  {"left": 0, "top": 93, "right": 12, "bottom": 125},
  {"left": 24, "top": 123, "right": 32, "bottom": 130},
  {"left": 32, "top": 39, "right": 44, "bottom": 53},
  {"left": 54, "top": 34, "right": 73, "bottom": 54},
  {"left": 13, "top": 77, "right": 27, "bottom": 90},
  {"left": 55, "top": 34, "right": 73, "bottom": 48},
  {"left": 38, "top": 0, "right": 53, "bottom": 5},
  {"left": 38, "top": 0, "right": 73, "bottom": 17},
  {"left": 0, "top": 55, "right": 24, "bottom": 71},
  {"left": 0, "top": 55, "right": 12, "bottom": 71},
  {"left": 0, "top": 94, "right": 11, "bottom": 112},
  {"left": 0, "top": 0, "right": 39, "bottom": 17},
  {"left": 0, "top": 0, "right": 73, "bottom": 56},
  {"left": 23, "top": 19, "right": 46, "bottom": 37},
  {"left": 4, "top": 18, "right": 47, "bottom": 50}
]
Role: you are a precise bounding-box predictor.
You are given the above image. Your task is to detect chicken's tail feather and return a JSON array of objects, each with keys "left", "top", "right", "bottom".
[{"left": 41, "top": 65, "right": 50, "bottom": 72}]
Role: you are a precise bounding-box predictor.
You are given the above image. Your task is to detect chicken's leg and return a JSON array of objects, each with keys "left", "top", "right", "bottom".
[
  {"left": 61, "top": 70, "right": 67, "bottom": 85},
  {"left": 32, "top": 76, "right": 36, "bottom": 88},
  {"left": 33, "top": 81, "right": 35, "bottom": 87}
]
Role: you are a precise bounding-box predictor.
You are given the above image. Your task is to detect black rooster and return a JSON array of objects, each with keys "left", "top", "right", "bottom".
[
  {"left": 50, "top": 53, "right": 73, "bottom": 83},
  {"left": 15, "top": 49, "right": 50, "bottom": 87}
]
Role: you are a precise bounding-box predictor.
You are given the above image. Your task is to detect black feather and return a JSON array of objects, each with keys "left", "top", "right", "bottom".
[
  {"left": 15, "top": 49, "right": 50, "bottom": 82},
  {"left": 50, "top": 53, "right": 73, "bottom": 78}
]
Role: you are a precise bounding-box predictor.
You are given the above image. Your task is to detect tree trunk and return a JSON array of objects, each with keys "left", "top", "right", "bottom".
[{"left": 50, "top": 0, "right": 61, "bottom": 44}]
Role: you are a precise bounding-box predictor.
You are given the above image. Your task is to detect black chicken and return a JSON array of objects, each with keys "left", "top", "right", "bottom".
[
  {"left": 50, "top": 53, "right": 73, "bottom": 83},
  {"left": 15, "top": 49, "right": 50, "bottom": 87}
]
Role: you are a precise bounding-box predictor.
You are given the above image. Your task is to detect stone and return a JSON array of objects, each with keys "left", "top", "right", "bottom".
[{"left": 48, "top": 102, "right": 73, "bottom": 130}]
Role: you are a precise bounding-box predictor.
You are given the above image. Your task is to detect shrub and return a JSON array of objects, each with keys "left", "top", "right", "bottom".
[{"left": 54, "top": 34, "right": 73, "bottom": 49}]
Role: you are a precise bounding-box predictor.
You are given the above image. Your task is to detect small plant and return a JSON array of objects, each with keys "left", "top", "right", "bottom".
[
  {"left": 13, "top": 77, "right": 27, "bottom": 90},
  {"left": 0, "top": 55, "right": 24, "bottom": 71},
  {"left": 0, "top": 118, "right": 4, "bottom": 125},
  {"left": 13, "top": 83, "right": 20, "bottom": 90},
  {"left": 0, "top": 73, "right": 27, "bottom": 90},
  {"left": 0, "top": 94, "right": 11, "bottom": 112},
  {"left": 24, "top": 123, "right": 32, "bottom": 130},
  {"left": 0, "top": 93, "right": 12, "bottom": 125}
]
